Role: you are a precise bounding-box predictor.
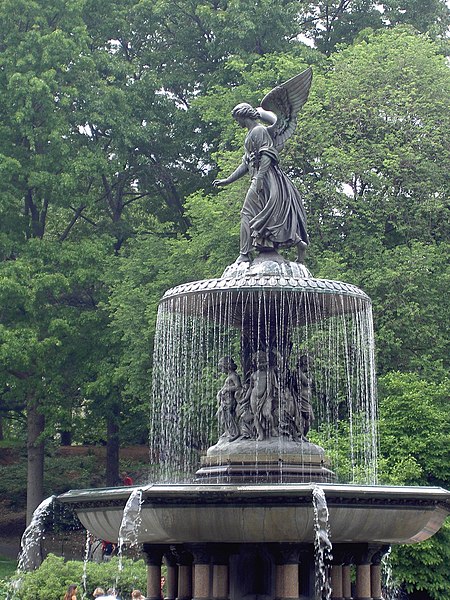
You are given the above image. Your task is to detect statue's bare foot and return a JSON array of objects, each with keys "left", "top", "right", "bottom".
[
  {"left": 236, "top": 253, "right": 251, "bottom": 264},
  {"left": 296, "top": 241, "right": 308, "bottom": 264}
]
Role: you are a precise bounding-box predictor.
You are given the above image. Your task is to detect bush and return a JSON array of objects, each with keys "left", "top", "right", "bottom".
[{"left": 7, "top": 554, "right": 146, "bottom": 600}]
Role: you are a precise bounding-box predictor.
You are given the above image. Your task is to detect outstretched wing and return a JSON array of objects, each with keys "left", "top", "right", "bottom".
[{"left": 260, "top": 67, "right": 312, "bottom": 151}]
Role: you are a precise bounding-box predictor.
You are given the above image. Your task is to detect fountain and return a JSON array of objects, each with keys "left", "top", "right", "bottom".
[{"left": 59, "top": 69, "right": 449, "bottom": 600}]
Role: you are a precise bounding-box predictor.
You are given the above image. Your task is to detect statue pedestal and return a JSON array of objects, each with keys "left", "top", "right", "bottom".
[{"left": 195, "top": 437, "right": 335, "bottom": 483}]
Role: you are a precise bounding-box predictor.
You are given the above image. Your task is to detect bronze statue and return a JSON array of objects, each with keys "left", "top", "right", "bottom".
[
  {"left": 241, "top": 351, "right": 279, "bottom": 441},
  {"left": 278, "top": 354, "right": 315, "bottom": 441},
  {"left": 216, "top": 356, "right": 241, "bottom": 441},
  {"left": 292, "top": 354, "right": 315, "bottom": 438},
  {"left": 213, "top": 68, "right": 312, "bottom": 264}
]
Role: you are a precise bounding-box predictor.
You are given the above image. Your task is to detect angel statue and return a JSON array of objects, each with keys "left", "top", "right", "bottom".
[{"left": 213, "top": 67, "right": 312, "bottom": 264}]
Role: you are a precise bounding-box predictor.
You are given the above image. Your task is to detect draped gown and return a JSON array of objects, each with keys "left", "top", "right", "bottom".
[{"left": 239, "top": 125, "right": 308, "bottom": 254}]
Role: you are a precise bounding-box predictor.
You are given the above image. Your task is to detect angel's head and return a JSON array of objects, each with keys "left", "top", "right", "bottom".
[{"left": 232, "top": 103, "right": 259, "bottom": 126}]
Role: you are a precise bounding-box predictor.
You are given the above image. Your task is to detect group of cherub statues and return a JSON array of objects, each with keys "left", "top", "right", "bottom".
[{"left": 216, "top": 351, "right": 314, "bottom": 443}]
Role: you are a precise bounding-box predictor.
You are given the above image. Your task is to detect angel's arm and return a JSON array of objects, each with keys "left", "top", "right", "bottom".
[
  {"left": 253, "top": 154, "right": 271, "bottom": 192},
  {"left": 213, "top": 159, "right": 248, "bottom": 187}
]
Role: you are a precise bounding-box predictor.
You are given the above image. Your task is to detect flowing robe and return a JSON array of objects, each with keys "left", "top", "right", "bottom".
[{"left": 240, "top": 125, "right": 308, "bottom": 252}]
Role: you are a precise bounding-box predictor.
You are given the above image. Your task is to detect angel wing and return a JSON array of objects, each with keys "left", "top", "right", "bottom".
[{"left": 259, "top": 67, "right": 312, "bottom": 152}]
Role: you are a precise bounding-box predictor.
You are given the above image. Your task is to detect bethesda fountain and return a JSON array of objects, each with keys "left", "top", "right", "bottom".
[{"left": 59, "top": 68, "right": 449, "bottom": 600}]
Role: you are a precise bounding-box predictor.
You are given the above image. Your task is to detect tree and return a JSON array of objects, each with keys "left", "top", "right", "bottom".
[
  {"left": 377, "top": 372, "right": 450, "bottom": 599},
  {"left": 298, "top": 0, "right": 450, "bottom": 55}
]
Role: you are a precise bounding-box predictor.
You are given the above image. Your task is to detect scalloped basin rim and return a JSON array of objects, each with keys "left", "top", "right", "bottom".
[
  {"left": 161, "top": 276, "right": 370, "bottom": 301},
  {"left": 58, "top": 483, "right": 450, "bottom": 546}
]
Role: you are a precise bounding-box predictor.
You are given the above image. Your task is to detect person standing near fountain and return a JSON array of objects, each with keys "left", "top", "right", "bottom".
[
  {"left": 213, "top": 68, "right": 312, "bottom": 264},
  {"left": 64, "top": 584, "right": 78, "bottom": 600}
]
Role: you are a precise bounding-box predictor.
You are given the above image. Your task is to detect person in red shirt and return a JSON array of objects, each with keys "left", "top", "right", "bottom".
[{"left": 121, "top": 472, "right": 133, "bottom": 486}]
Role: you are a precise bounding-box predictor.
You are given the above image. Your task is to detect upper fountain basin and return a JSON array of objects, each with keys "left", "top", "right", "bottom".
[
  {"left": 58, "top": 483, "right": 449, "bottom": 546},
  {"left": 160, "top": 258, "right": 370, "bottom": 325}
]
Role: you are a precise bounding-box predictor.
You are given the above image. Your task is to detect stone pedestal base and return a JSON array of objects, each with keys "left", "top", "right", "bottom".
[{"left": 196, "top": 438, "right": 335, "bottom": 483}]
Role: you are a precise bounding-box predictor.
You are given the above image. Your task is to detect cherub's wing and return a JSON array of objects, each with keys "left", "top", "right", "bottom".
[{"left": 260, "top": 67, "right": 312, "bottom": 151}]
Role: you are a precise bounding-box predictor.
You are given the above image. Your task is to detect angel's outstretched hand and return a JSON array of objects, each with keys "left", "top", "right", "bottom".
[{"left": 213, "top": 179, "right": 228, "bottom": 187}]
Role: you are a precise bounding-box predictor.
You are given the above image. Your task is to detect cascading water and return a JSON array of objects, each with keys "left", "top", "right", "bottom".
[
  {"left": 115, "top": 487, "right": 144, "bottom": 590},
  {"left": 82, "top": 531, "right": 90, "bottom": 599},
  {"left": 312, "top": 486, "right": 332, "bottom": 600},
  {"left": 17, "top": 495, "right": 56, "bottom": 573},
  {"left": 381, "top": 548, "right": 403, "bottom": 600},
  {"left": 118, "top": 488, "right": 143, "bottom": 548},
  {"left": 7, "top": 495, "right": 56, "bottom": 598},
  {"left": 150, "top": 259, "right": 378, "bottom": 485},
  {"left": 56, "top": 252, "right": 450, "bottom": 600}
]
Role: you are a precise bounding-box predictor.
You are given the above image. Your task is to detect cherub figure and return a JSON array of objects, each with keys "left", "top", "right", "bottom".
[
  {"left": 213, "top": 68, "right": 312, "bottom": 264},
  {"left": 242, "top": 350, "right": 278, "bottom": 441},
  {"left": 216, "top": 356, "right": 241, "bottom": 441},
  {"left": 293, "top": 354, "right": 315, "bottom": 438}
]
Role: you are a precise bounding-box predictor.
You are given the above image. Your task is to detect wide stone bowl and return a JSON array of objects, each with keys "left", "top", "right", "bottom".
[{"left": 58, "top": 483, "right": 450, "bottom": 546}]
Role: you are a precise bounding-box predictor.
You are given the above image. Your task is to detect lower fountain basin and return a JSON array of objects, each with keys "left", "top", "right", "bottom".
[{"left": 58, "top": 483, "right": 449, "bottom": 546}]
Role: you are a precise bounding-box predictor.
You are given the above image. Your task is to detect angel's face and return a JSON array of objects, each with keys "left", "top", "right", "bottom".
[{"left": 234, "top": 115, "right": 247, "bottom": 128}]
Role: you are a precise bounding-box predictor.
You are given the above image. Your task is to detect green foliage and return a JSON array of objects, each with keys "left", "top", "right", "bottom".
[
  {"left": 0, "top": 455, "right": 27, "bottom": 508},
  {"left": 0, "top": 556, "right": 17, "bottom": 580},
  {"left": 378, "top": 372, "right": 449, "bottom": 487},
  {"left": 8, "top": 554, "right": 146, "bottom": 600},
  {"left": 0, "top": 1, "right": 449, "bottom": 596},
  {"left": 377, "top": 372, "right": 450, "bottom": 598},
  {"left": 356, "top": 242, "right": 449, "bottom": 378},
  {"left": 390, "top": 521, "right": 450, "bottom": 600}
]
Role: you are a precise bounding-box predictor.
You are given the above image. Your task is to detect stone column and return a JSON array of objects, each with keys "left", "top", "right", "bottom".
[
  {"left": 355, "top": 563, "right": 371, "bottom": 600},
  {"left": 164, "top": 551, "right": 179, "bottom": 600},
  {"left": 176, "top": 550, "right": 193, "bottom": 600},
  {"left": 370, "top": 546, "right": 390, "bottom": 600},
  {"left": 330, "top": 565, "right": 343, "bottom": 599},
  {"left": 191, "top": 545, "right": 210, "bottom": 600},
  {"left": 142, "top": 545, "right": 165, "bottom": 600},
  {"left": 342, "top": 565, "right": 352, "bottom": 600},
  {"left": 332, "top": 545, "right": 352, "bottom": 600},
  {"left": 353, "top": 546, "right": 380, "bottom": 600},
  {"left": 274, "top": 544, "right": 299, "bottom": 600},
  {"left": 211, "top": 547, "right": 230, "bottom": 600}
]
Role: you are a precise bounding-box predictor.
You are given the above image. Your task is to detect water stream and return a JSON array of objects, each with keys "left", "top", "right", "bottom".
[
  {"left": 7, "top": 495, "right": 56, "bottom": 598},
  {"left": 17, "top": 495, "right": 56, "bottom": 573},
  {"left": 82, "top": 531, "right": 90, "bottom": 599},
  {"left": 115, "top": 488, "right": 144, "bottom": 590},
  {"left": 381, "top": 548, "right": 404, "bottom": 599},
  {"left": 312, "top": 486, "right": 332, "bottom": 600}
]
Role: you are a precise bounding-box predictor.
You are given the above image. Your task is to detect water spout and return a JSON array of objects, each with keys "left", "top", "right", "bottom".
[
  {"left": 115, "top": 488, "right": 144, "bottom": 590},
  {"left": 7, "top": 495, "right": 56, "bottom": 598},
  {"left": 118, "top": 488, "right": 143, "bottom": 548},
  {"left": 17, "top": 495, "right": 56, "bottom": 573},
  {"left": 312, "top": 485, "right": 332, "bottom": 600}
]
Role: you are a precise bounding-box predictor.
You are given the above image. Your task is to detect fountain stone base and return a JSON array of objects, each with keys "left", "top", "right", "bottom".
[{"left": 196, "top": 437, "right": 334, "bottom": 483}]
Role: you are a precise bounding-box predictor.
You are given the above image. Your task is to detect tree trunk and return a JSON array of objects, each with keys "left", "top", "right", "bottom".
[
  {"left": 27, "top": 397, "right": 45, "bottom": 524},
  {"left": 106, "top": 402, "right": 120, "bottom": 486},
  {"left": 25, "top": 395, "right": 46, "bottom": 570}
]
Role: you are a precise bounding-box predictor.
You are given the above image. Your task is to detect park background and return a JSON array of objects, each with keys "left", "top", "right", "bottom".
[{"left": 0, "top": 0, "right": 449, "bottom": 598}]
